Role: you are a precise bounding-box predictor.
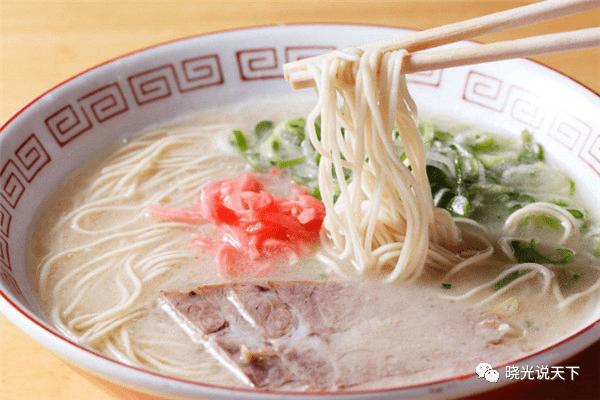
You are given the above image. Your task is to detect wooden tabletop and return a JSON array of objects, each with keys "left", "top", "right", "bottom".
[{"left": 1, "top": 1, "right": 599, "bottom": 399}]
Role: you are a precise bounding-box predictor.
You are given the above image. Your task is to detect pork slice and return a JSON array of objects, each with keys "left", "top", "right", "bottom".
[
  {"left": 159, "top": 285, "right": 289, "bottom": 387},
  {"left": 160, "top": 281, "right": 523, "bottom": 391},
  {"left": 228, "top": 283, "right": 295, "bottom": 339}
]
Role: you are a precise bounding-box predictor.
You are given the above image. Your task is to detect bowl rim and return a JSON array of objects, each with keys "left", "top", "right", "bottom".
[{"left": 1, "top": 22, "right": 599, "bottom": 399}]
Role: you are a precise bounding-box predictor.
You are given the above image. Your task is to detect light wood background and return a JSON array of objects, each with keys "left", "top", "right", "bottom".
[{"left": 1, "top": 1, "right": 598, "bottom": 399}]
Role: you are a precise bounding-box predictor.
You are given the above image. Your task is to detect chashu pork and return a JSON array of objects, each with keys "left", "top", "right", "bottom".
[{"left": 159, "top": 280, "right": 522, "bottom": 391}]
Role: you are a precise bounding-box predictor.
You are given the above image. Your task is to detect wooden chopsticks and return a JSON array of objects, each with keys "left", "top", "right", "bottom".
[
  {"left": 404, "top": 27, "right": 600, "bottom": 74},
  {"left": 284, "top": 0, "right": 600, "bottom": 89}
]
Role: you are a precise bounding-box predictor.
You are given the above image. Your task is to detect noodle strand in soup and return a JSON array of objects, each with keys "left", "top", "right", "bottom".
[{"left": 305, "top": 48, "right": 460, "bottom": 281}]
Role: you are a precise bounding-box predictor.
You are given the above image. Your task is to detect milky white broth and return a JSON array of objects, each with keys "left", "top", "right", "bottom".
[{"left": 28, "top": 98, "right": 599, "bottom": 389}]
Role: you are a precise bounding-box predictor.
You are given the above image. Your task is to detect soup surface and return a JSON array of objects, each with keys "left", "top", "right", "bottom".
[{"left": 29, "top": 97, "right": 600, "bottom": 390}]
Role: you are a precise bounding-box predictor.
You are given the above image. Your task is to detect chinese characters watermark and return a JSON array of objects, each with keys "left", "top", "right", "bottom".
[
  {"left": 505, "top": 365, "right": 580, "bottom": 381},
  {"left": 477, "top": 363, "right": 580, "bottom": 383}
]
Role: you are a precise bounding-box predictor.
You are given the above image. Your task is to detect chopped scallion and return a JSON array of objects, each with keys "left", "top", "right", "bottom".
[
  {"left": 254, "top": 120, "right": 274, "bottom": 137},
  {"left": 510, "top": 239, "right": 574, "bottom": 265},
  {"left": 232, "top": 130, "right": 248, "bottom": 152},
  {"left": 493, "top": 297, "right": 519, "bottom": 317},
  {"left": 275, "top": 157, "right": 306, "bottom": 168},
  {"left": 567, "top": 209, "right": 584, "bottom": 219},
  {"left": 520, "top": 214, "right": 562, "bottom": 230},
  {"left": 493, "top": 269, "right": 530, "bottom": 290}
]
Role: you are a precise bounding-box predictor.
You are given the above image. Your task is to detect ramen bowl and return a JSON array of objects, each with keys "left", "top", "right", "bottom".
[{"left": 0, "top": 25, "right": 598, "bottom": 400}]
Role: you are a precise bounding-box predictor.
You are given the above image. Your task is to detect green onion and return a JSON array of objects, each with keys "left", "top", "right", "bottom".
[
  {"left": 313, "top": 115, "right": 322, "bottom": 140},
  {"left": 254, "top": 120, "right": 274, "bottom": 137},
  {"left": 441, "top": 283, "right": 452, "bottom": 290},
  {"left": 567, "top": 209, "right": 584, "bottom": 219},
  {"left": 275, "top": 157, "right": 306, "bottom": 168},
  {"left": 233, "top": 116, "right": 588, "bottom": 230},
  {"left": 478, "top": 152, "right": 512, "bottom": 168},
  {"left": 312, "top": 187, "right": 322, "bottom": 200},
  {"left": 493, "top": 269, "right": 530, "bottom": 290},
  {"left": 568, "top": 178, "right": 576, "bottom": 196},
  {"left": 506, "top": 202, "right": 523, "bottom": 212},
  {"left": 493, "top": 297, "right": 519, "bottom": 317},
  {"left": 518, "top": 129, "right": 544, "bottom": 163},
  {"left": 551, "top": 199, "right": 569, "bottom": 207},
  {"left": 519, "top": 214, "right": 562, "bottom": 230},
  {"left": 417, "top": 119, "right": 435, "bottom": 147},
  {"left": 242, "top": 152, "right": 262, "bottom": 170},
  {"left": 433, "top": 128, "right": 454, "bottom": 143},
  {"left": 232, "top": 130, "right": 248, "bottom": 152},
  {"left": 471, "top": 134, "right": 496, "bottom": 151},
  {"left": 510, "top": 239, "right": 574, "bottom": 265}
]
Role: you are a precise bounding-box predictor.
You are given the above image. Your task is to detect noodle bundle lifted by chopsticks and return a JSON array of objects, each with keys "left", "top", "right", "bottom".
[{"left": 304, "top": 47, "right": 461, "bottom": 281}]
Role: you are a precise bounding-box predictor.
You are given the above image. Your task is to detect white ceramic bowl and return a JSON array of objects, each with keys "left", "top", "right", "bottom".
[{"left": 0, "top": 25, "right": 598, "bottom": 400}]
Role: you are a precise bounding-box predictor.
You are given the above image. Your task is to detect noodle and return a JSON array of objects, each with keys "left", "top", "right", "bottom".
[
  {"left": 439, "top": 202, "right": 600, "bottom": 308},
  {"left": 503, "top": 202, "right": 581, "bottom": 246},
  {"left": 34, "top": 115, "right": 255, "bottom": 384},
  {"left": 305, "top": 48, "right": 460, "bottom": 281}
]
